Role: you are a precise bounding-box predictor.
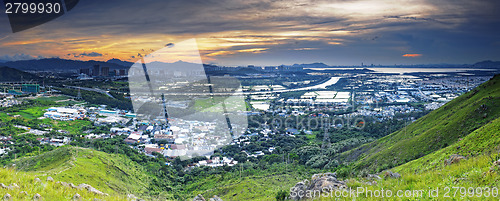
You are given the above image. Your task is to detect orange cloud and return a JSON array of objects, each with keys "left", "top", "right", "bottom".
[{"left": 402, "top": 53, "right": 422, "bottom": 57}]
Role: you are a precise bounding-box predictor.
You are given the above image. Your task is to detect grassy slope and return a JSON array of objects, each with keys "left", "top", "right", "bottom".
[
  {"left": 393, "top": 116, "right": 500, "bottom": 174},
  {"left": 11, "top": 146, "right": 153, "bottom": 198},
  {"left": 198, "top": 173, "right": 303, "bottom": 201},
  {"left": 182, "top": 165, "right": 319, "bottom": 201},
  {"left": 325, "top": 153, "right": 500, "bottom": 200},
  {"left": 321, "top": 118, "right": 500, "bottom": 200},
  {"left": 338, "top": 74, "right": 500, "bottom": 172},
  {"left": 0, "top": 167, "right": 125, "bottom": 200}
]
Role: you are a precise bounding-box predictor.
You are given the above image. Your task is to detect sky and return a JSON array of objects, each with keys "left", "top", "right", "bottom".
[{"left": 0, "top": 0, "right": 499, "bottom": 66}]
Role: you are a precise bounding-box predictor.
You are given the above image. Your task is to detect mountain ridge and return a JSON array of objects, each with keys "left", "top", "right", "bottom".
[
  {"left": 3, "top": 58, "right": 500, "bottom": 72},
  {"left": 0, "top": 66, "right": 41, "bottom": 82},
  {"left": 12, "top": 146, "right": 156, "bottom": 199},
  {"left": 2, "top": 58, "right": 130, "bottom": 71}
]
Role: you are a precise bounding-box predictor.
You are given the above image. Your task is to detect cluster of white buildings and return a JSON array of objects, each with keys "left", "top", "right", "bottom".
[
  {"left": 353, "top": 105, "right": 420, "bottom": 118},
  {"left": 38, "top": 137, "right": 71, "bottom": 146},
  {"left": 249, "top": 85, "right": 286, "bottom": 92},
  {"left": 0, "top": 98, "right": 21, "bottom": 107},
  {"left": 41, "top": 105, "right": 137, "bottom": 126},
  {"left": 42, "top": 105, "right": 137, "bottom": 127},
  {"left": 194, "top": 156, "right": 238, "bottom": 167},
  {"left": 124, "top": 131, "right": 150, "bottom": 144},
  {"left": 96, "top": 116, "right": 129, "bottom": 125},
  {"left": 120, "top": 117, "right": 237, "bottom": 160},
  {"left": 43, "top": 107, "right": 87, "bottom": 121},
  {"left": 279, "top": 91, "right": 351, "bottom": 104},
  {"left": 92, "top": 108, "right": 135, "bottom": 126},
  {"left": 242, "top": 150, "right": 266, "bottom": 158}
]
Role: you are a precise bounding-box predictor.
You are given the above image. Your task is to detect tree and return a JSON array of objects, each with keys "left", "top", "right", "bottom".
[
  {"left": 296, "top": 145, "right": 321, "bottom": 164},
  {"left": 234, "top": 152, "right": 248, "bottom": 163},
  {"left": 275, "top": 190, "right": 288, "bottom": 201},
  {"left": 305, "top": 154, "right": 328, "bottom": 168}
]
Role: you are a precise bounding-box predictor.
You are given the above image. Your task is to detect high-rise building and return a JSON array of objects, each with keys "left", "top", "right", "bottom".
[
  {"left": 264, "top": 66, "right": 276, "bottom": 71},
  {"left": 109, "top": 70, "right": 117, "bottom": 76},
  {"left": 92, "top": 65, "right": 100, "bottom": 76},
  {"left": 21, "top": 84, "right": 40, "bottom": 93},
  {"left": 101, "top": 67, "right": 110, "bottom": 76},
  {"left": 80, "top": 68, "right": 90, "bottom": 75}
]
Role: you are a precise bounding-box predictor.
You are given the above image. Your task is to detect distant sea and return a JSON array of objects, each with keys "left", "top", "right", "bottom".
[{"left": 305, "top": 67, "right": 497, "bottom": 74}]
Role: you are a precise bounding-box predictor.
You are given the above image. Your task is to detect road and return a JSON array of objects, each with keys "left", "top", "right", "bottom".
[{"left": 65, "top": 86, "right": 116, "bottom": 99}]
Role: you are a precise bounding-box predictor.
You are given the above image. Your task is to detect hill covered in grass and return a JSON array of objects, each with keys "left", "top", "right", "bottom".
[
  {"left": 329, "top": 152, "right": 500, "bottom": 200},
  {"left": 0, "top": 167, "right": 125, "bottom": 200},
  {"left": 10, "top": 146, "right": 160, "bottom": 200},
  {"left": 5, "top": 145, "right": 315, "bottom": 200},
  {"left": 393, "top": 115, "right": 500, "bottom": 173},
  {"left": 338, "top": 74, "right": 500, "bottom": 173},
  {"left": 182, "top": 165, "right": 317, "bottom": 201},
  {"left": 320, "top": 117, "right": 500, "bottom": 200}
]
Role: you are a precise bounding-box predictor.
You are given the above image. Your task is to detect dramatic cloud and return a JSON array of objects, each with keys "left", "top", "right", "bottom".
[
  {"left": 0, "top": 54, "right": 44, "bottom": 61},
  {"left": 0, "top": 0, "right": 499, "bottom": 65},
  {"left": 67, "top": 52, "right": 103, "bottom": 58},
  {"left": 78, "top": 52, "right": 103, "bottom": 57}
]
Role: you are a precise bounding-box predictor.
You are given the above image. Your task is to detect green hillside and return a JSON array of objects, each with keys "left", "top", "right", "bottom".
[
  {"left": 393, "top": 116, "right": 500, "bottom": 173},
  {"left": 10, "top": 146, "right": 154, "bottom": 199},
  {"left": 338, "top": 74, "right": 500, "bottom": 172},
  {"left": 0, "top": 167, "right": 125, "bottom": 200},
  {"left": 318, "top": 118, "right": 500, "bottom": 200},
  {"left": 183, "top": 165, "right": 315, "bottom": 201},
  {"left": 324, "top": 154, "right": 500, "bottom": 200}
]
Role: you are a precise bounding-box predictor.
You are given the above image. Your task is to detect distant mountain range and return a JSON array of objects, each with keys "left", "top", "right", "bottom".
[
  {"left": 1, "top": 58, "right": 499, "bottom": 72},
  {"left": 2, "top": 58, "right": 131, "bottom": 71},
  {"left": 291, "top": 62, "right": 331, "bottom": 68},
  {"left": 1, "top": 58, "right": 202, "bottom": 72},
  {"left": 472, "top": 60, "right": 500, "bottom": 68},
  {"left": 106, "top": 58, "right": 134, "bottom": 67},
  {"left": 289, "top": 61, "right": 500, "bottom": 69}
]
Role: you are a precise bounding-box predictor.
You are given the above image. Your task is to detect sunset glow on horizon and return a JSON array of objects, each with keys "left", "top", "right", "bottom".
[
  {"left": 0, "top": 0, "right": 499, "bottom": 66},
  {"left": 402, "top": 54, "right": 422, "bottom": 58}
]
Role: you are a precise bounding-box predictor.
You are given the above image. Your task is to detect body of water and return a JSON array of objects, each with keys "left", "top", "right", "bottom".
[{"left": 305, "top": 67, "right": 496, "bottom": 74}]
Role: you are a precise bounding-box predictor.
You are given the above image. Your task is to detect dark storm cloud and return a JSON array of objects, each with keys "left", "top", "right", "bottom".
[
  {"left": 384, "top": 15, "right": 449, "bottom": 25},
  {"left": 71, "top": 52, "right": 103, "bottom": 57},
  {"left": 80, "top": 52, "right": 102, "bottom": 57}
]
